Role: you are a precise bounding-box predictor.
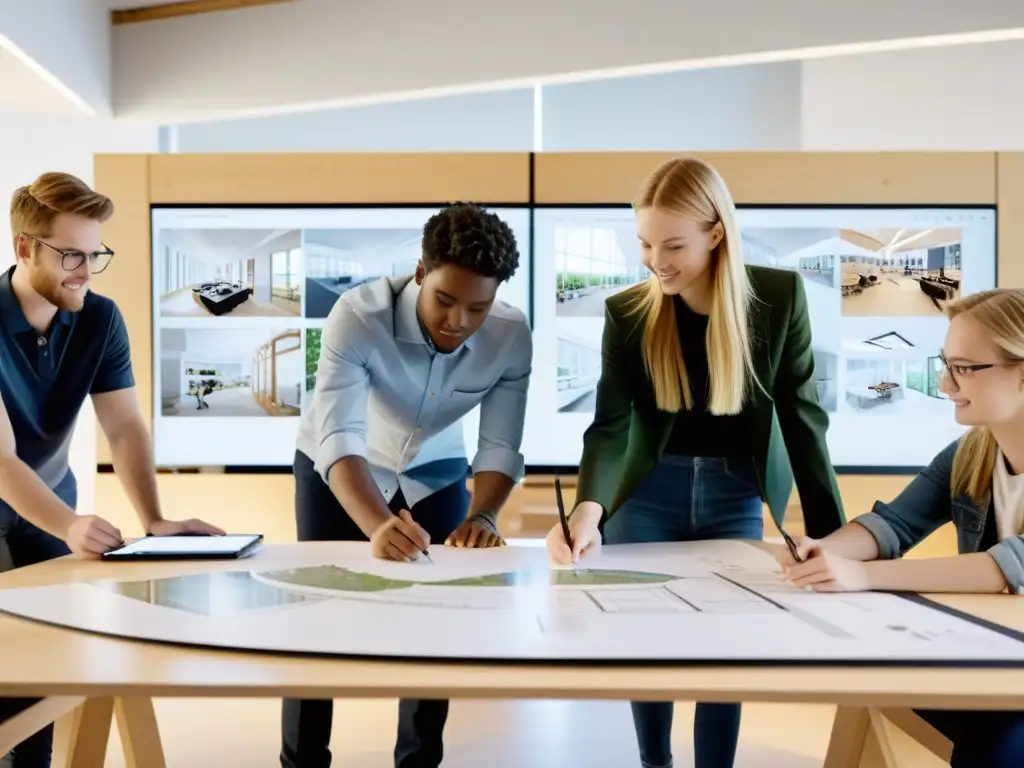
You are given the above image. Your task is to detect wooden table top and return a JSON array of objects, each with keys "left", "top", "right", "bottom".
[{"left": 1, "top": 542, "right": 1022, "bottom": 708}]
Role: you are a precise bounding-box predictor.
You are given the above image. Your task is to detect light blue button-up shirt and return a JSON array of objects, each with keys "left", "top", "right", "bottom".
[{"left": 295, "top": 274, "right": 532, "bottom": 508}]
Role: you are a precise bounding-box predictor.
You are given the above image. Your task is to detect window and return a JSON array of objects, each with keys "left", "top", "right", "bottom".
[
  {"left": 554, "top": 225, "right": 641, "bottom": 293},
  {"left": 272, "top": 248, "right": 301, "bottom": 300},
  {"left": 556, "top": 337, "right": 601, "bottom": 390}
]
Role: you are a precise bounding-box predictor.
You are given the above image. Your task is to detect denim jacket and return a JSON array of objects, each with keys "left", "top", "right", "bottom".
[{"left": 854, "top": 438, "right": 1024, "bottom": 595}]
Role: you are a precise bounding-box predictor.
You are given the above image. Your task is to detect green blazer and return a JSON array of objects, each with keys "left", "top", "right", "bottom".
[{"left": 576, "top": 265, "right": 845, "bottom": 540}]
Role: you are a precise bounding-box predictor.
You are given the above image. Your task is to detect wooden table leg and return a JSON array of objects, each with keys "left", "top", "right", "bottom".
[
  {"left": 824, "top": 705, "right": 947, "bottom": 768},
  {"left": 114, "top": 697, "right": 167, "bottom": 768},
  {"left": 0, "top": 696, "right": 85, "bottom": 758},
  {"left": 63, "top": 697, "right": 114, "bottom": 768},
  {"left": 824, "top": 706, "right": 871, "bottom": 767},
  {"left": 862, "top": 709, "right": 900, "bottom": 767},
  {"left": 879, "top": 708, "right": 952, "bottom": 763}
]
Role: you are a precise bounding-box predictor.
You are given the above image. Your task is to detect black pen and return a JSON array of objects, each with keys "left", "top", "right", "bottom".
[
  {"left": 780, "top": 529, "right": 804, "bottom": 564},
  {"left": 554, "top": 476, "right": 577, "bottom": 573}
]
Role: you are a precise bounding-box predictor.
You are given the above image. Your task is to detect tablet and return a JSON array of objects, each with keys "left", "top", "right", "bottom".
[{"left": 102, "top": 534, "right": 263, "bottom": 561}]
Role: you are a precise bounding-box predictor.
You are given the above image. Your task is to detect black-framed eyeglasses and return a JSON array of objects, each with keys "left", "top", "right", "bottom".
[
  {"left": 21, "top": 233, "right": 114, "bottom": 274},
  {"left": 937, "top": 352, "right": 997, "bottom": 388}
]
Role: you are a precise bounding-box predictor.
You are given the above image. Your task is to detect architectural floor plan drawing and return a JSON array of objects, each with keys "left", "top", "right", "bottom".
[{"left": 0, "top": 540, "right": 1022, "bottom": 666}]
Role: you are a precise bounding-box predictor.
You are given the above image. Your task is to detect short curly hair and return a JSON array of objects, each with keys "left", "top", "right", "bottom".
[{"left": 421, "top": 203, "right": 520, "bottom": 283}]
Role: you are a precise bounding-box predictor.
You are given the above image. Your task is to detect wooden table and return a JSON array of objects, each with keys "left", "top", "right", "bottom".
[{"left": 1, "top": 543, "right": 1021, "bottom": 768}]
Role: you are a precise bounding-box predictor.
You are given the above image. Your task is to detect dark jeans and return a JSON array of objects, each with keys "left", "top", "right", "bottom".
[
  {"left": 602, "top": 455, "right": 763, "bottom": 768},
  {"left": 0, "top": 472, "right": 75, "bottom": 768},
  {"left": 916, "top": 708, "right": 1024, "bottom": 767},
  {"left": 282, "top": 451, "right": 468, "bottom": 768}
]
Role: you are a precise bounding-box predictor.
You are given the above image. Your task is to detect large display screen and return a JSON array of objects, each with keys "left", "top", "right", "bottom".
[
  {"left": 151, "top": 204, "right": 996, "bottom": 472},
  {"left": 150, "top": 206, "right": 531, "bottom": 468},
  {"left": 524, "top": 205, "right": 997, "bottom": 470}
]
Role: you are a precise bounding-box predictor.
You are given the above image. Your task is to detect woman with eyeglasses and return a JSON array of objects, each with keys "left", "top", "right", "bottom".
[{"left": 778, "top": 287, "right": 1024, "bottom": 767}]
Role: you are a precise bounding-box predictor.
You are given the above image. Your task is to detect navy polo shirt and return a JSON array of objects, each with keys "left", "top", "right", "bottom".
[{"left": 0, "top": 265, "right": 134, "bottom": 501}]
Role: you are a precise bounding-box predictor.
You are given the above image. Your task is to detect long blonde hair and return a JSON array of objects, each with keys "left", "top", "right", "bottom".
[
  {"left": 625, "top": 156, "right": 758, "bottom": 414},
  {"left": 948, "top": 289, "right": 1024, "bottom": 504}
]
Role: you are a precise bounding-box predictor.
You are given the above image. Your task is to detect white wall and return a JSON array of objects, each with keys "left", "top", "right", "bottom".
[
  {"left": 253, "top": 255, "right": 271, "bottom": 302},
  {"left": 801, "top": 39, "right": 1024, "bottom": 150},
  {"left": 172, "top": 41, "right": 1024, "bottom": 154},
  {"left": 541, "top": 63, "right": 802, "bottom": 150},
  {"left": 0, "top": 108, "right": 158, "bottom": 515},
  {"left": 175, "top": 64, "right": 803, "bottom": 153},
  {"left": 175, "top": 89, "right": 534, "bottom": 152}
]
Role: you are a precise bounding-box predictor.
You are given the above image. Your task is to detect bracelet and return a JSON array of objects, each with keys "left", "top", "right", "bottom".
[{"left": 468, "top": 509, "right": 499, "bottom": 534}]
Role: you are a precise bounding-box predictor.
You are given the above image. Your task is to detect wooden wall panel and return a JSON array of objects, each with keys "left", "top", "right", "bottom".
[
  {"left": 148, "top": 153, "right": 531, "bottom": 204},
  {"left": 92, "top": 155, "right": 152, "bottom": 465},
  {"left": 997, "top": 153, "right": 1024, "bottom": 288},
  {"left": 534, "top": 152, "right": 997, "bottom": 205}
]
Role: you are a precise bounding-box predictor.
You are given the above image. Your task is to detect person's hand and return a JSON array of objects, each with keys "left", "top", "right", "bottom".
[
  {"left": 545, "top": 501, "right": 602, "bottom": 566},
  {"left": 64, "top": 514, "right": 124, "bottom": 558},
  {"left": 446, "top": 512, "right": 505, "bottom": 548},
  {"left": 782, "top": 551, "right": 870, "bottom": 592},
  {"left": 149, "top": 518, "right": 226, "bottom": 537},
  {"left": 370, "top": 509, "right": 430, "bottom": 562},
  {"left": 775, "top": 535, "right": 824, "bottom": 570}
]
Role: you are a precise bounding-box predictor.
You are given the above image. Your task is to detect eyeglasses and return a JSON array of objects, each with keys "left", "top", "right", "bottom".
[
  {"left": 21, "top": 233, "right": 114, "bottom": 274},
  {"left": 938, "top": 352, "right": 998, "bottom": 389}
]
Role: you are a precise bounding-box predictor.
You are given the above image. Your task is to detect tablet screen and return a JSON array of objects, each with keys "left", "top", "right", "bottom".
[{"left": 106, "top": 534, "right": 261, "bottom": 557}]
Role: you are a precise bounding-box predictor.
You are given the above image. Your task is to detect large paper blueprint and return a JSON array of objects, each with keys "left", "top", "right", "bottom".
[{"left": 0, "top": 540, "right": 1021, "bottom": 666}]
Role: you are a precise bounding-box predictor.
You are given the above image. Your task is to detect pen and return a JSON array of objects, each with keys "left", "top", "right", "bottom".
[
  {"left": 421, "top": 548, "right": 435, "bottom": 565},
  {"left": 554, "top": 476, "right": 577, "bottom": 573},
  {"left": 780, "top": 529, "right": 804, "bottom": 563}
]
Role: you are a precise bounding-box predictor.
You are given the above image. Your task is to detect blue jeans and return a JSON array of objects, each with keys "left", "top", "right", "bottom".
[
  {"left": 916, "top": 708, "right": 1024, "bottom": 767},
  {"left": 282, "top": 451, "right": 468, "bottom": 768},
  {"left": 603, "top": 454, "right": 763, "bottom": 768},
  {"left": 0, "top": 472, "right": 75, "bottom": 768}
]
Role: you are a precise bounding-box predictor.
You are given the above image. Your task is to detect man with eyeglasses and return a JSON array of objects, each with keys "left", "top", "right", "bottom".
[{"left": 0, "top": 172, "right": 223, "bottom": 768}]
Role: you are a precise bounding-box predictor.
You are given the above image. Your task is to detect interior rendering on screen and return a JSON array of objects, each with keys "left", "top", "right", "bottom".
[{"left": 150, "top": 205, "right": 995, "bottom": 472}]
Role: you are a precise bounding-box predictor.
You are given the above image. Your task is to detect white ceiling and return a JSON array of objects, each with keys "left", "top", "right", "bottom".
[{"left": 163, "top": 228, "right": 299, "bottom": 262}]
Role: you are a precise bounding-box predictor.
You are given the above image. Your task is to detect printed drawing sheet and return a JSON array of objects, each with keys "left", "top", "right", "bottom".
[{"left": 0, "top": 540, "right": 1021, "bottom": 665}]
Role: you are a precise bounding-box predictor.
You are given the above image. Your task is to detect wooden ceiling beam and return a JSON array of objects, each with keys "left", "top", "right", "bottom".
[{"left": 111, "top": 0, "right": 298, "bottom": 26}]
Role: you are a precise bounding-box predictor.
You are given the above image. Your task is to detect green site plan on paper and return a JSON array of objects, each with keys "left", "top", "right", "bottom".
[{"left": 255, "top": 565, "right": 679, "bottom": 593}]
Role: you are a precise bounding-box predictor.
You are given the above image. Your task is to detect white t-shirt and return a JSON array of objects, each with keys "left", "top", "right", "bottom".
[{"left": 992, "top": 448, "right": 1024, "bottom": 541}]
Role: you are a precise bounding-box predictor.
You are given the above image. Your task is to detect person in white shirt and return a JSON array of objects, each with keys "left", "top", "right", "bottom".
[
  {"left": 283, "top": 203, "right": 532, "bottom": 768},
  {"left": 778, "top": 287, "right": 1024, "bottom": 767}
]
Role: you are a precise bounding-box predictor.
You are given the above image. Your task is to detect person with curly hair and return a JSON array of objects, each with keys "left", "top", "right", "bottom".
[{"left": 284, "top": 203, "right": 531, "bottom": 768}]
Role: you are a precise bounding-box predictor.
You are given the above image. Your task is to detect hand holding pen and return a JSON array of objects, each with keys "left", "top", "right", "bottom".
[
  {"left": 370, "top": 509, "right": 433, "bottom": 563},
  {"left": 545, "top": 478, "right": 603, "bottom": 567},
  {"left": 780, "top": 530, "right": 805, "bottom": 564},
  {"left": 775, "top": 532, "right": 824, "bottom": 573}
]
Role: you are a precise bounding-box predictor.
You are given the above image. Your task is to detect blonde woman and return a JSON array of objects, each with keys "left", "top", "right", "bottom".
[
  {"left": 546, "top": 156, "right": 845, "bottom": 768},
  {"left": 779, "top": 288, "right": 1024, "bottom": 767}
]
